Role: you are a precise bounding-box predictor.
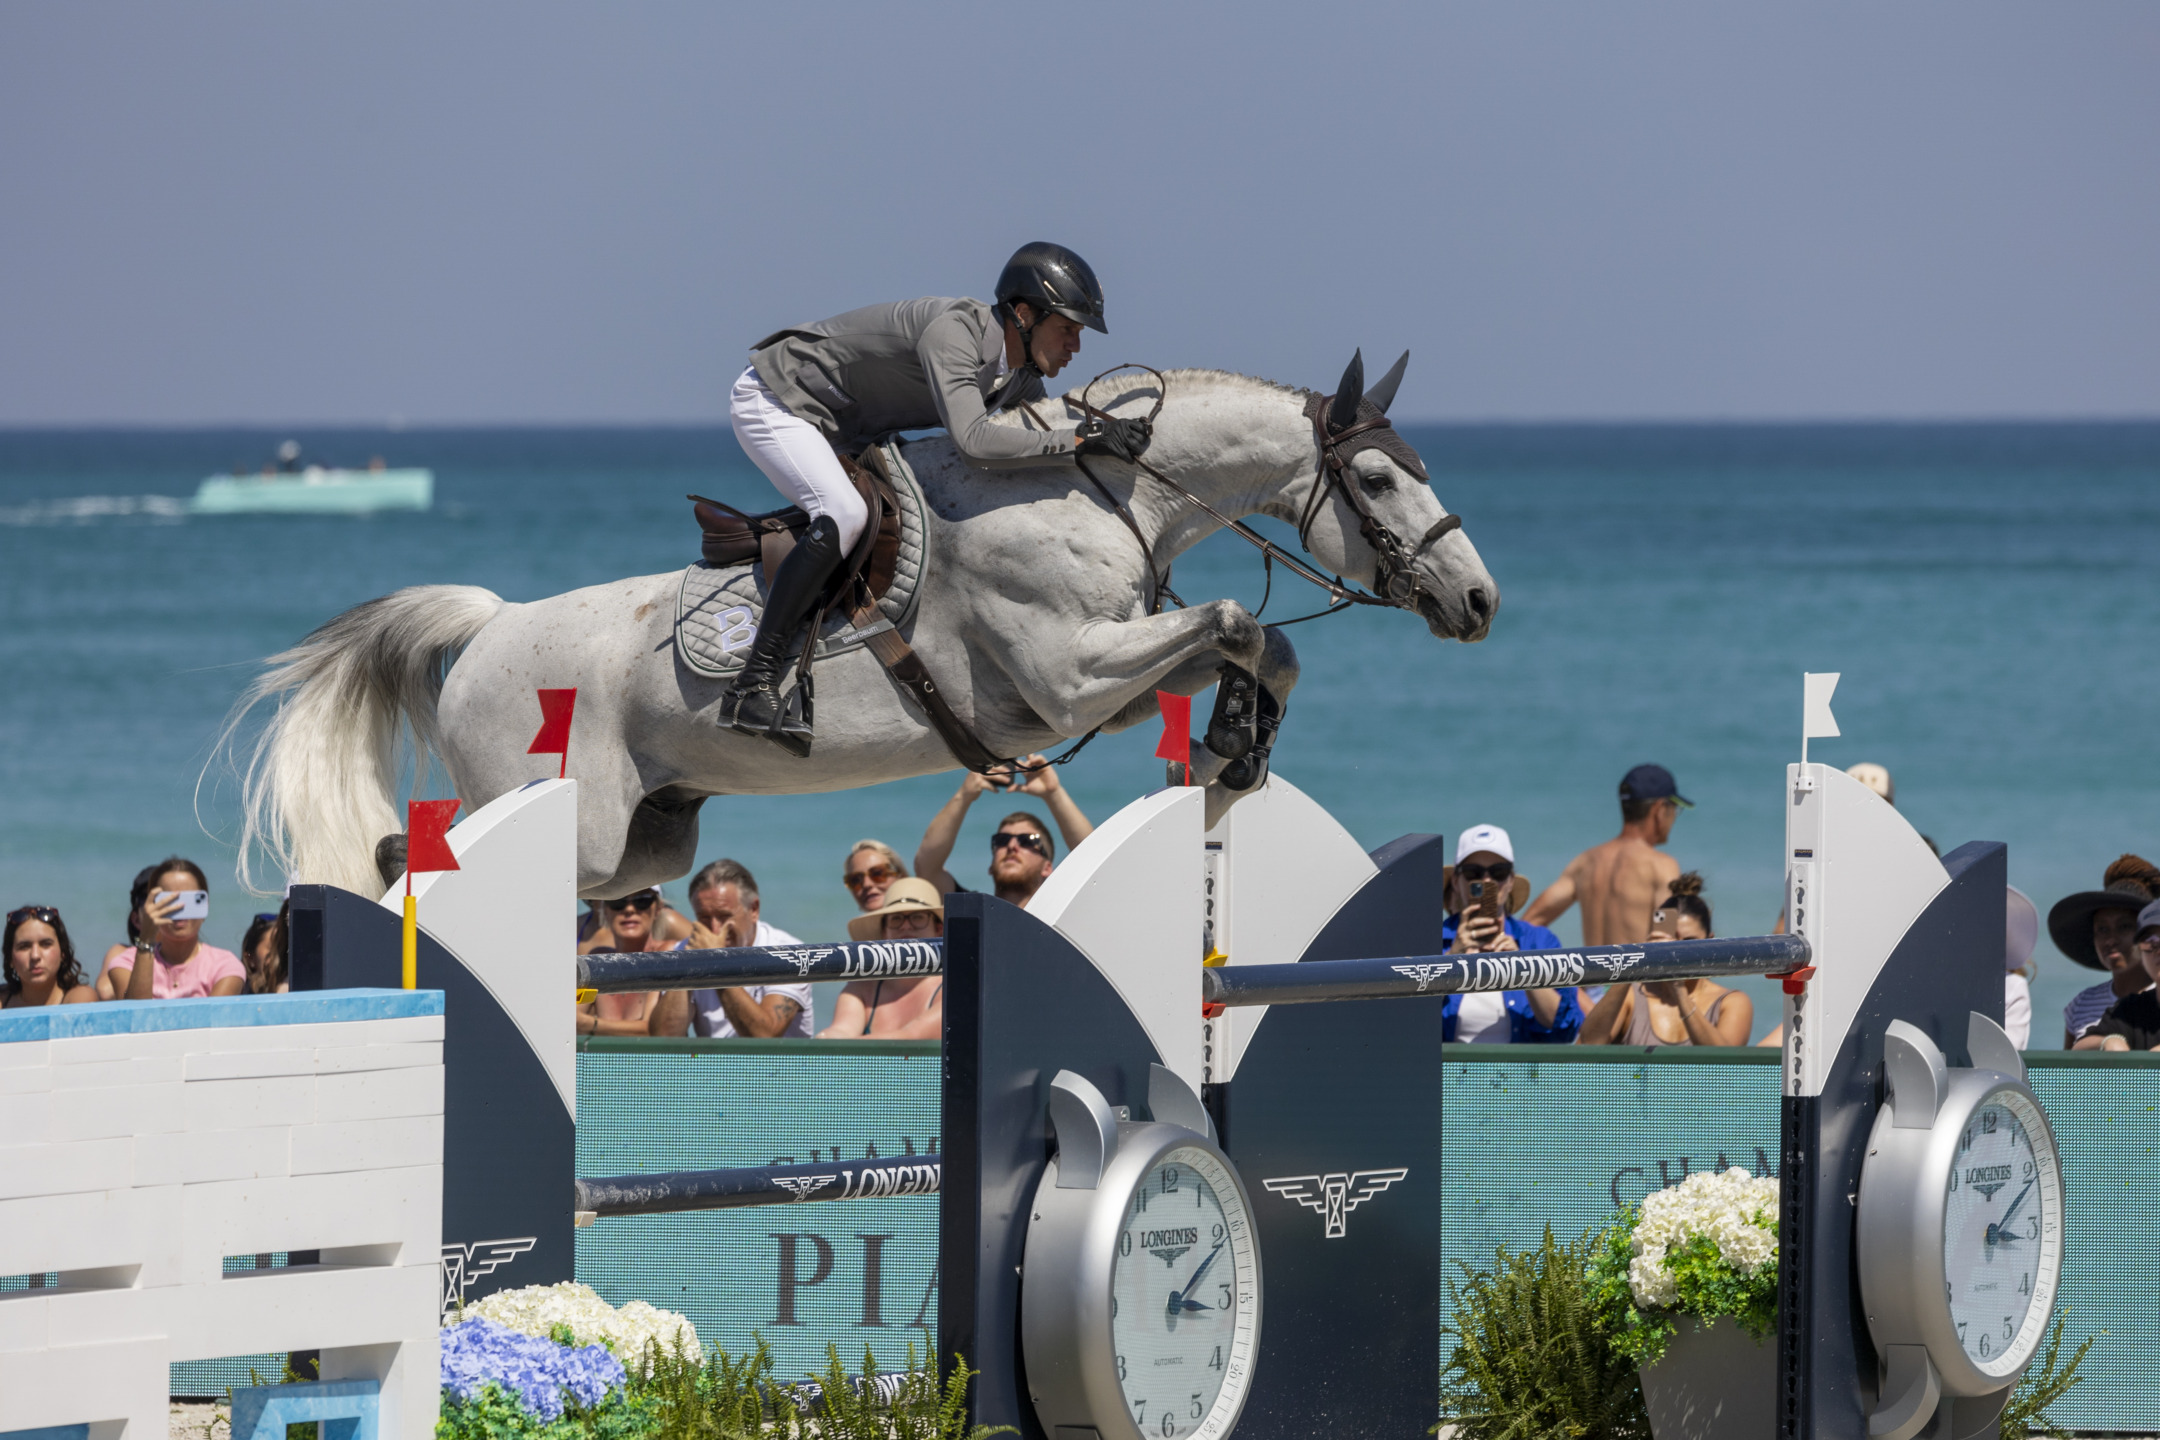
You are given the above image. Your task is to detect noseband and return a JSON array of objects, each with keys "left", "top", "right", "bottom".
[{"left": 1298, "top": 395, "right": 1461, "bottom": 609}]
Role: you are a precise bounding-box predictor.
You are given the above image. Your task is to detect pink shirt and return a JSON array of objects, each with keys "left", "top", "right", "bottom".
[{"left": 104, "top": 944, "right": 248, "bottom": 999}]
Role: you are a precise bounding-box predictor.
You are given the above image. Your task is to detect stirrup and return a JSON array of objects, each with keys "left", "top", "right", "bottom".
[{"left": 760, "top": 684, "right": 814, "bottom": 757}]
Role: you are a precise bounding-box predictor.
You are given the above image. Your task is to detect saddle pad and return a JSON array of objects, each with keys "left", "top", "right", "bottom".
[{"left": 675, "top": 440, "right": 929, "bottom": 678}]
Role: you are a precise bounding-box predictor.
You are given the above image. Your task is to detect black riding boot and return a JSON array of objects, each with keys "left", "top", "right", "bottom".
[{"left": 719, "top": 515, "right": 845, "bottom": 744}]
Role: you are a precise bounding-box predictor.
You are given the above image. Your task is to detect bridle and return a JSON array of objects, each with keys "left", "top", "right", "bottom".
[
  {"left": 1298, "top": 394, "right": 1461, "bottom": 611},
  {"left": 1060, "top": 365, "right": 1461, "bottom": 622}
]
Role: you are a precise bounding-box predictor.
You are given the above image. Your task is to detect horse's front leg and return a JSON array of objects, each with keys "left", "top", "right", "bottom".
[{"left": 1007, "top": 600, "right": 1265, "bottom": 738}]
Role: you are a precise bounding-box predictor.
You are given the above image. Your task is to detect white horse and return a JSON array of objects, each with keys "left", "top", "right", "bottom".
[{"left": 224, "top": 355, "right": 1497, "bottom": 898}]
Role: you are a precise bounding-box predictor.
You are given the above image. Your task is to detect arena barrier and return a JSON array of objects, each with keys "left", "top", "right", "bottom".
[
  {"left": 0, "top": 991, "right": 446, "bottom": 1440},
  {"left": 292, "top": 759, "right": 2007, "bottom": 1440}
]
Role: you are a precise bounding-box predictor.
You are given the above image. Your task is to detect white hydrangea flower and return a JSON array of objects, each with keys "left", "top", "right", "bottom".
[
  {"left": 1625, "top": 1166, "right": 1779, "bottom": 1311},
  {"left": 464, "top": 1282, "right": 702, "bottom": 1374}
]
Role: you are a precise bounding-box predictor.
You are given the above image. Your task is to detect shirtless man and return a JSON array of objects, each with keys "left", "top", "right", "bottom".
[
  {"left": 1523, "top": 765, "right": 1690, "bottom": 945},
  {"left": 818, "top": 879, "right": 946, "bottom": 1039}
]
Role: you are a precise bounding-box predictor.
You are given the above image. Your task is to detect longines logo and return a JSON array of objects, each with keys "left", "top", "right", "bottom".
[
  {"left": 1391, "top": 964, "right": 1452, "bottom": 992},
  {"left": 1262, "top": 1169, "right": 1409, "bottom": 1239},
  {"left": 1141, "top": 1226, "right": 1199, "bottom": 1268},
  {"left": 767, "top": 1160, "right": 942, "bottom": 1202},
  {"left": 766, "top": 946, "right": 838, "bottom": 976},
  {"left": 441, "top": 1237, "right": 537, "bottom": 1322},
  {"left": 1967, "top": 1164, "right": 2012, "bottom": 1201},
  {"left": 772, "top": 1174, "right": 839, "bottom": 1200},
  {"left": 1386, "top": 951, "right": 1648, "bottom": 995}
]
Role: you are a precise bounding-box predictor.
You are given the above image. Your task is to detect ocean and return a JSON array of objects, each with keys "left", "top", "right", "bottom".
[{"left": 3, "top": 423, "right": 2155, "bottom": 1042}]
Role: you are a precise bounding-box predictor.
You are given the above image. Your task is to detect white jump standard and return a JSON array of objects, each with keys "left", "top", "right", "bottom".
[{"left": 279, "top": 749, "right": 2042, "bottom": 1440}]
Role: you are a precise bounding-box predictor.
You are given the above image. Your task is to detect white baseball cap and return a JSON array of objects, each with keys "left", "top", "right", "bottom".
[{"left": 1455, "top": 824, "right": 1514, "bottom": 865}]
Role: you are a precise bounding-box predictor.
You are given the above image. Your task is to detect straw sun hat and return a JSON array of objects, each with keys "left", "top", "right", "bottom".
[{"left": 846, "top": 876, "right": 946, "bottom": 941}]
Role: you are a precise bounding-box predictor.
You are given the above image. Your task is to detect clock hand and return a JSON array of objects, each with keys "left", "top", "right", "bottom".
[
  {"left": 1995, "top": 1179, "right": 2035, "bottom": 1230},
  {"left": 1167, "top": 1241, "right": 1227, "bottom": 1323},
  {"left": 1178, "top": 1241, "right": 1225, "bottom": 1300},
  {"left": 1984, "top": 1179, "right": 2037, "bottom": 1251}
]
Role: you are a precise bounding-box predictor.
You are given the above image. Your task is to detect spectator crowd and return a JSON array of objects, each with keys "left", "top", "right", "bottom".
[{"left": 12, "top": 753, "right": 2156, "bottom": 1057}]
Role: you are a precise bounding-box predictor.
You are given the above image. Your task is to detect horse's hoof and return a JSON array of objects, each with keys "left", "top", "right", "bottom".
[
  {"left": 1203, "top": 665, "right": 1259, "bottom": 760},
  {"left": 1220, "top": 754, "right": 1267, "bottom": 792}
]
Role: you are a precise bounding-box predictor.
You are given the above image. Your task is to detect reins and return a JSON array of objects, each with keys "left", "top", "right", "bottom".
[
  {"left": 1061, "top": 364, "right": 1460, "bottom": 623},
  {"left": 969, "top": 364, "right": 1462, "bottom": 776}
]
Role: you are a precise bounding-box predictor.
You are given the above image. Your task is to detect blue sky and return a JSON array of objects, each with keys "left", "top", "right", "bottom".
[{"left": 2, "top": 2, "right": 2155, "bottom": 423}]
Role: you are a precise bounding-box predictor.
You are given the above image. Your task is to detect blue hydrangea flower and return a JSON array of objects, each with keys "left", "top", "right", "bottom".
[{"left": 440, "top": 1317, "right": 627, "bottom": 1420}]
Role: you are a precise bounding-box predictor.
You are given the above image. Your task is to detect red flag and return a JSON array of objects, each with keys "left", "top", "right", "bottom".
[
  {"left": 1154, "top": 691, "right": 1192, "bottom": 767},
  {"left": 406, "top": 799, "right": 462, "bottom": 875},
  {"left": 528, "top": 688, "right": 578, "bottom": 778}
]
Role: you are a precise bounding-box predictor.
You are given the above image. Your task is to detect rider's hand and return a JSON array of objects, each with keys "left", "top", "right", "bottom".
[{"left": 1076, "top": 415, "right": 1152, "bottom": 463}]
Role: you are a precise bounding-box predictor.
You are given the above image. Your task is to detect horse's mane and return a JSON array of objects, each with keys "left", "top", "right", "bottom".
[{"left": 973, "top": 367, "right": 1310, "bottom": 436}]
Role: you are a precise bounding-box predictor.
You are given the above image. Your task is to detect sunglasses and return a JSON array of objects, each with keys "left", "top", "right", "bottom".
[
  {"left": 991, "top": 831, "right": 1050, "bottom": 857},
  {"left": 6, "top": 905, "right": 60, "bottom": 926},
  {"left": 605, "top": 894, "right": 658, "bottom": 913},
  {"left": 1456, "top": 862, "right": 1513, "bottom": 883},
  {"left": 843, "top": 862, "right": 901, "bottom": 895}
]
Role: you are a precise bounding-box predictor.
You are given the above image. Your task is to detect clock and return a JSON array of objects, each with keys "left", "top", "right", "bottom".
[
  {"left": 1022, "top": 1067, "right": 1263, "bottom": 1440},
  {"left": 1856, "top": 1013, "right": 2064, "bottom": 1440}
]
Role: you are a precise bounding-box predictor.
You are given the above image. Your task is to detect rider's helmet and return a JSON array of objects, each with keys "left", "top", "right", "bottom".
[{"left": 995, "top": 242, "right": 1108, "bottom": 334}]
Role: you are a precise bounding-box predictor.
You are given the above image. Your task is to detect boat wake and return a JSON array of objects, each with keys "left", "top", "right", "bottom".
[{"left": 0, "top": 494, "right": 190, "bottom": 526}]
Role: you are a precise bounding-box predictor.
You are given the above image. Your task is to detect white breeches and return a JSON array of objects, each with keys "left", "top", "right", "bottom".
[{"left": 729, "top": 366, "right": 868, "bottom": 552}]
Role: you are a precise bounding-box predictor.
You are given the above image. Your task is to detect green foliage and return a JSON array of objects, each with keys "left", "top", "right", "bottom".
[
  {"left": 1584, "top": 1206, "right": 1778, "bottom": 1369},
  {"left": 434, "top": 1331, "right": 1010, "bottom": 1440},
  {"left": 1998, "top": 1313, "right": 2094, "bottom": 1440},
  {"left": 798, "top": 1342, "right": 1014, "bottom": 1440},
  {"left": 1438, "top": 1225, "right": 1650, "bottom": 1440}
]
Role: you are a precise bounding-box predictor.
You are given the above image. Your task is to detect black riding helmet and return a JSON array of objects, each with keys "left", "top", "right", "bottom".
[{"left": 995, "top": 241, "right": 1107, "bottom": 335}]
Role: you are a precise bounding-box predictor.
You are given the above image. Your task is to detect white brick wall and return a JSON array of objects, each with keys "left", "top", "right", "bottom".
[{"left": 0, "top": 996, "right": 443, "bottom": 1440}]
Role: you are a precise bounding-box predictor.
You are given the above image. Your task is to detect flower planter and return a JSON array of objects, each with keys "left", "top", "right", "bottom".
[{"left": 1638, "top": 1316, "right": 1777, "bottom": 1440}]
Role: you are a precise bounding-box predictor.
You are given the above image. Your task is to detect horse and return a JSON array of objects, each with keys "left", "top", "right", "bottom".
[{"left": 222, "top": 352, "right": 1498, "bottom": 899}]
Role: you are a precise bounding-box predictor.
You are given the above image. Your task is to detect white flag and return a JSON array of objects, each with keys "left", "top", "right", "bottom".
[{"left": 1803, "top": 672, "right": 1841, "bottom": 739}]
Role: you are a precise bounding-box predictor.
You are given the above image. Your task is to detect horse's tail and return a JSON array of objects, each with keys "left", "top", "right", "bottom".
[{"left": 217, "top": 584, "right": 506, "bottom": 896}]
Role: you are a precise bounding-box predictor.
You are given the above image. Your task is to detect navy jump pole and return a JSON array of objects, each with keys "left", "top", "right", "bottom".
[
  {"left": 1202, "top": 933, "right": 1812, "bottom": 1008},
  {"left": 577, "top": 938, "right": 942, "bottom": 993},
  {"left": 575, "top": 1155, "right": 943, "bottom": 1218}
]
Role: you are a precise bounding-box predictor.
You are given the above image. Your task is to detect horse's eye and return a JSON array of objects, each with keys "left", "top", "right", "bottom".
[{"left": 1360, "top": 472, "right": 1395, "bottom": 495}]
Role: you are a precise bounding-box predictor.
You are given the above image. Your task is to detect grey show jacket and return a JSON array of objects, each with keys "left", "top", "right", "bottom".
[{"left": 748, "top": 297, "right": 1078, "bottom": 467}]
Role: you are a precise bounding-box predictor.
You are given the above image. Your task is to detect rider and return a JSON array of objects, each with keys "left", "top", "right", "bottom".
[{"left": 720, "top": 242, "right": 1154, "bottom": 745}]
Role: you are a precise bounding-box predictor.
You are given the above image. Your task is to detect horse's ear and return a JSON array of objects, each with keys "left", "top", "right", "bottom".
[
  {"left": 1328, "top": 350, "right": 1364, "bottom": 432},
  {"left": 1364, "top": 350, "right": 1409, "bottom": 416}
]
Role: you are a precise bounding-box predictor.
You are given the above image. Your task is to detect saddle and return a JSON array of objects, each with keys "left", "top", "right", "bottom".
[
  {"left": 689, "top": 449, "right": 903, "bottom": 608},
  {"left": 687, "top": 447, "right": 1009, "bottom": 772}
]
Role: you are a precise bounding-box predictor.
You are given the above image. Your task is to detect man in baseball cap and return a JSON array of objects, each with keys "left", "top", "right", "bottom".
[{"left": 1524, "top": 764, "right": 1688, "bottom": 946}]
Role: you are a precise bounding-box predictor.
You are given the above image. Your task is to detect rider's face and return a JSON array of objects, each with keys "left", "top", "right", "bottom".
[{"left": 1011, "top": 305, "right": 1084, "bottom": 378}]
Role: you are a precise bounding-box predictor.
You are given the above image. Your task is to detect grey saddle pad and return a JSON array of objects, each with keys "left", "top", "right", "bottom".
[{"left": 675, "top": 440, "right": 929, "bottom": 678}]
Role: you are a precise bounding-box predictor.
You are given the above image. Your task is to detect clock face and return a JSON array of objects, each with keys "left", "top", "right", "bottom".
[
  {"left": 1940, "top": 1091, "right": 2057, "bottom": 1375},
  {"left": 1109, "top": 1145, "right": 1259, "bottom": 1440}
]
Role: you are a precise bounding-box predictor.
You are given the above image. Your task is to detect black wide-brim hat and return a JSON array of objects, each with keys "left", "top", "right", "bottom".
[{"left": 2047, "top": 884, "right": 2153, "bottom": 970}]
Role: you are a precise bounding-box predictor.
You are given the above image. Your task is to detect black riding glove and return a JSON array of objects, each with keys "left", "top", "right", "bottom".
[{"left": 1076, "top": 415, "right": 1152, "bottom": 463}]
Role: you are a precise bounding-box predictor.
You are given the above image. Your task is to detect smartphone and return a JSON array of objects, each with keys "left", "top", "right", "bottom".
[
  {"left": 161, "top": 890, "right": 210, "bottom": 921},
  {"left": 1467, "top": 880, "right": 1503, "bottom": 925}
]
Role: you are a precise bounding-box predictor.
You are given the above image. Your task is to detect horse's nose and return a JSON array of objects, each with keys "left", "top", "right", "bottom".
[{"left": 1465, "top": 587, "right": 1492, "bottom": 626}]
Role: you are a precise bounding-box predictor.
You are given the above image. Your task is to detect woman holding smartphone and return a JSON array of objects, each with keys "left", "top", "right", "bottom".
[{"left": 101, "top": 857, "right": 247, "bottom": 1000}]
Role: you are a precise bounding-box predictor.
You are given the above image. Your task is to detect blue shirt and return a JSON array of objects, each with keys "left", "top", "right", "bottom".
[{"left": 1437, "top": 912, "right": 1583, "bottom": 1044}]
